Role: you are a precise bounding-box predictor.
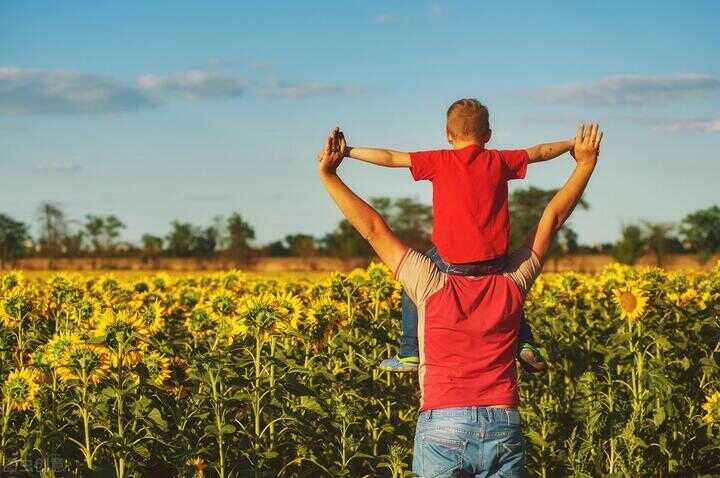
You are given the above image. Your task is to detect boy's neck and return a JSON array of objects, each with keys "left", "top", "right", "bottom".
[{"left": 451, "top": 139, "right": 485, "bottom": 150}]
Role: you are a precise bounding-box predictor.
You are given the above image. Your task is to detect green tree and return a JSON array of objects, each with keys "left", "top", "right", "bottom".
[
  {"left": 323, "top": 197, "right": 432, "bottom": 257},
  {"left": 285, "top": 234, "right": 316, "bottom": 257},
  {"left": 0, "top": 213, "right": 29, "bottom": 262},
  {"left": 322, "top": 219, "right": 373, "bottom": 258},
  {"left": 165, "top": 221, "right": 196, "bottom": 257},
  {"left": 85, "top": 215, "right": 126, "bottom": 255},
  {"left": 227, "top": 213, "right": 255, "bottom": 263},
  {"left": 642, "top": 221, "right": 681, "bottom": 267},
  {"left": 508, "top": 186, "right": 589, "bottom": 255},
  {"left": 680, "top": 205, "right": 720, "bottom": 262},
  {"left": 37, "top": 202, "right": 67, "bottom": 256},
  {"left": 141, "top": 234, "right": 164, "bottom": 259},
  {"left": 612, "top": 224, "right": 646, "bottom": 265}
]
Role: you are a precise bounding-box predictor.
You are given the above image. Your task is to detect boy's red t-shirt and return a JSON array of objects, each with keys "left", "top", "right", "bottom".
[{"left": 410, "top": 145, "right": 528, "bottom": 264}]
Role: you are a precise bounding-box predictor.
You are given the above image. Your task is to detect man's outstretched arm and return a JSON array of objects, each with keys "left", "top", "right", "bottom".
[
  {"left": 527, "top": 124, "right": 603, "bottom": 264},
  {"left": 318, "top": 129, "right": 408, "bottom": 271},
  {"left": 525, "top": 138, "right": 575, "bottom": 164}
]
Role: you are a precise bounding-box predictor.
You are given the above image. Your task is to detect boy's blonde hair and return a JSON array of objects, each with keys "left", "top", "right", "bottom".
[{"left": 446, "top": 98, "right": 490, "bottom": 142}]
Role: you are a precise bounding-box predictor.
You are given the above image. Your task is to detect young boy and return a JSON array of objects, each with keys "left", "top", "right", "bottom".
[{"left": 341, "top": 98, "right": 575, "bottom": 373}]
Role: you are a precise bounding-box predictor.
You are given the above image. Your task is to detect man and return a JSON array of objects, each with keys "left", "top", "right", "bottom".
[{"left": 317, "top": 124, "right": 602, "bottom": 477}]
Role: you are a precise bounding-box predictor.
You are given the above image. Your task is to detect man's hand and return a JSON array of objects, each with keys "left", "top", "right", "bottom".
[
  {"left": 317, "top": 128, "right": 344, "bottom": 177},
  {"left": 572, "top": 123, "right": 602, "bottom": 166}
]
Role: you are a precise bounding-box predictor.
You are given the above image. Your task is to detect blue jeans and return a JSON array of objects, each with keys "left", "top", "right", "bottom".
[
  {"left": 399, "top": 248, "right": 535, "bottom": 358},
  {"left": 413, "top": 407, "right": 524, "bottom": 477}
]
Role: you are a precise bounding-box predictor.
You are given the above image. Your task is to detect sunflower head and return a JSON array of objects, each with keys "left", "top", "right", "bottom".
[
  {"left": 184, "top": 305, "right": 215, "bottom": 340},
  {"left": 57, "top": 344, "right": 111, "bottom": 385},
  {"left": 209, "top": 291, "right": 236, "bottom": 316},
  {"left": 238, "top": 293, "right": 277, "bottom": 333},
  {"left": 1, "top": 290, "right": 35, "bottom": 328},
  {"left": 613, "top": 286, "right": 648, "bottom": 321},
  {"left": 274, "top": 292, "right": 304, "bottom": 333},
  {"left": 94, "top": 310, "right": 149, "bottom": 347},
  {"left": 2, "top": 368, "right": 40, "bottom": 411},
  {"left": 1, "top": 271, "right": 24, "bottom": 291},
  {"left": 303, "top": 297, "right": 346, "bottom": 348},
  {"left": 186, "top": 457, "right": 207, "bottom": 478},
  {"left": 140, "top": 351, "right": 171, "bottom": 387},
  {"left": 703, "top": 391, "right": 720, "bottom": 425},
  {"left": 136, "top": 301, "right": 165, "bottom": 335}
]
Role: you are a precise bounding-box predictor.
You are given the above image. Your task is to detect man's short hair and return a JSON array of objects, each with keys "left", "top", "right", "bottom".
[{"left": 446, "top": 98, "right": 490, "bottom": 141}]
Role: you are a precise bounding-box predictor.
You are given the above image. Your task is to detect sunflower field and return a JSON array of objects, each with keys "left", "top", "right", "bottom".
[{"left": 0, "top": 262, "right": 718, "bottom": 477}]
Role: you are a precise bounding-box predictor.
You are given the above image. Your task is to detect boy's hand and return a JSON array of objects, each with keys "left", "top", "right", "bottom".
[
  {"left": 317, "top": 127, "right": 344, "bottom": 176},
  {"left": 572, "top": 123, "right": 602, "bottom": 166}
]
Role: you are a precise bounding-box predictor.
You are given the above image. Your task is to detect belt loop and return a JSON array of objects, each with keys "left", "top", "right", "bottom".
[
  {"left": 428, "top": 410, "right": 433, "bottom": 420},
  {"left": 505, "top": 409, "right": 510, "bottom": 425}
]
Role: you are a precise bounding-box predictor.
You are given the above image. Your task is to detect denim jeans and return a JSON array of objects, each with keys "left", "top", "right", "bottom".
[
  {"left": 413, "top": 406, "right": 524, "bottom": 477},
  {"left": 399, "top": 247, "right": 535, "bottom": 358}
]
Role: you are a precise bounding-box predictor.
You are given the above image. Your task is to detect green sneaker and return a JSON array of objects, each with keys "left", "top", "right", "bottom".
[
  {"left": 519, "top": 342, "right": 547, "bottom": 374},
  {"left": 379, "top": 355, "right": 419, "bottom": 373}
]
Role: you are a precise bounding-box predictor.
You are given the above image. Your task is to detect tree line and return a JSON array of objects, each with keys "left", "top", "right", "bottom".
[{"left": 0, "top": 188, "right": 719, "bottom": 265}]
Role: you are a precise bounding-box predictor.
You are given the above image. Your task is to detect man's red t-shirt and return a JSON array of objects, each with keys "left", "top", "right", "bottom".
[{"left": 410, "top": 145, "right": 528, "bottom": 264}]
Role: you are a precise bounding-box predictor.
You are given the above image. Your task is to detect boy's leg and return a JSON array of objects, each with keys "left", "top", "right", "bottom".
[
  {"left": 379, "top": 247, "right": 440, "bottom": 372},
  {"left": 399, "top": 292, "right": 420, "bottom": 357},
  {"left": 379, "top": 291, "right": 420, "bottom": 372},
  {"left": 518, "top": 313, "right": 546, "bottom": 373}
]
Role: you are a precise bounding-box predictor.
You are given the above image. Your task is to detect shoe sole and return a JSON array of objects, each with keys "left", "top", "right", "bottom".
[{"left": 379, "top": 365, "right": 418, "bottom": 373}]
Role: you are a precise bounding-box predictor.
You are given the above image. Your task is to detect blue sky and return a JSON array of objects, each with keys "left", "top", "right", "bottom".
[{"left": 1, "top": 0, "right": 719, "bottom": 246}]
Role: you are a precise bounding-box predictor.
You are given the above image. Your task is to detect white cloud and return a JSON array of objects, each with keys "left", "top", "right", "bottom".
[
  {"left": 34, "top": 160, "right": 83, "bottom": 173},
  {"left": 137, "top": 69, "right": 246, "bottom": 100},
  {"left": 539, "top": 74, "right": 720, "bottom": 106},
  {"left": 655, "top": 118, "right": 720, "bottom": 133},
  {"left": 258, "top": 80, "right": 355, "bottom": 98},
  {"left": 0, "top": 67, "right": 157, "bottom": 115},
  {"left": 0, "top": 66, "right": 357, "bottom": 115},
  {"left": 374, "top": 13, "right": 399, "bottom": 24},
  {"left": 429, "top": 4, "right": 447, "bottom": 17}
]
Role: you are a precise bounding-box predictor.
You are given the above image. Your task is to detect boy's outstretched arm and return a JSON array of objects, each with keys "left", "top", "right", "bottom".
[
  {"left": 525, "top": 138, "right": 575, "bottom": 164},
  {"left": 319, "top": 129, "right": 407, "bottom": 271},
  {"left": 344, "top": 144, "right": 411, "bottom": 168}
]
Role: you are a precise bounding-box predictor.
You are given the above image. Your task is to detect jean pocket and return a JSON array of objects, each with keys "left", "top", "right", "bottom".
[
  {"left": 420, "top": 431, "right": 466, "bottom": 478},
  {"left": 495, "top": 433, "right": 524, "bottom": 478}
]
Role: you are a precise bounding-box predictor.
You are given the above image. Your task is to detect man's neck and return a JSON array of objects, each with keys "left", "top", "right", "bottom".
[{"left": 451, "top": 140, "right": 485, "bottom": 150}]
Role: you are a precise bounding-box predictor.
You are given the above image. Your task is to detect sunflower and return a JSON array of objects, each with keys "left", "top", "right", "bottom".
[
  {"left": 93, "top": 309, "right": 149, "bottom": 367},
  {"left": 135, "top": 300, "right": 166, "bottom": 335},
  {"left": 31, "top": 333, "right": 82, "bottom": 371},
  {"left": 213, "top": 314, "right": 249, "bottom": 346},
  {"left": 186, "top": 457, "right": 207, "bottom": 478},
  {"left": 274, "top": 292, "right": 304, "bottom": 333},
  {"left": 208, "top": 291, "right": 236, "bottom": 316},
  {"left": 141, "top": 351, "right": 171, "bottom": 387},
  {"left": 1, "top": 271, "right": 24, "bottom": 291},
  {"left": 304, "top": 297, "right": 346, "bottom": 348},
  {"left": 2, "top": 368, "right": 40, "bottom": 411},
  {"left": 613, "top": 286, "right": 648, "bottom": 321},
  {"left": 702, "top": 391, "right": 720, "bottom": 425},
  {"left": 184, "top": 305, "right": 215, "bottom": 340},
  {"left": 238, "top": 293, "right": 277, "bottom": 334},
  {"left": 57, "top": 344, "right": 111, "bottom": 385},
  {"left": 1, "top": 290, "right": 34, "bottom": 328}
]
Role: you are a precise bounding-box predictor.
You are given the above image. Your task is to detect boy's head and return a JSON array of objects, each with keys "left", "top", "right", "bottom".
[{"left": 446, "top": 98, "right": 491, "bottom": 147}]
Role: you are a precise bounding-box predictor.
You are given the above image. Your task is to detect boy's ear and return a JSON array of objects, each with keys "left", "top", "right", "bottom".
[
  {"left": 484, "top": 129, "right": 492, "bottom": 144},
  {"left": 446, "top": 128, "right": 454, "bottom": 145}
]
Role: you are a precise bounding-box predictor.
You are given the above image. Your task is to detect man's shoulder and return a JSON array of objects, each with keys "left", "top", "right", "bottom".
[{"left": 502, "top": 247, "right": 542, "bottom": 296}]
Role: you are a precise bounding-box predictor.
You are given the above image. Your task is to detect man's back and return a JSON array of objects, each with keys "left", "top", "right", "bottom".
[
  {"left": 409, "top": 145, "right": 528, "bottom": 264},
  {"left": 397, "top": 246, "right": 541, "bottom": 410}
]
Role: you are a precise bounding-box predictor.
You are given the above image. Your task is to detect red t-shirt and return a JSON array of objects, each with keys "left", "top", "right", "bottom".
[
  {"left": 396, "top": 247, "right": 542, "bottom": 410},
  {"left": 410, "top": 145, "right": 528, "bottom": 263}
]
